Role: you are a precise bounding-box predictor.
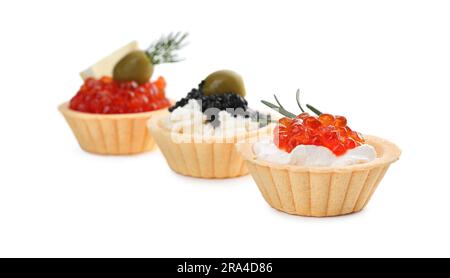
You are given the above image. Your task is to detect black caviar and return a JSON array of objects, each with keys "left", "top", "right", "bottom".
[
  {"left": 169, "top": 81, "right": 248, "bottom": 113},
  {"left": 169, "top": 81, "right": 270, "bottom": 127}
]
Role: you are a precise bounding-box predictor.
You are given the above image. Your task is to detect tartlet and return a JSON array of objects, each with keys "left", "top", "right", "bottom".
[
  {"left": 237, "top": 135, "right": 400, "bottom": 217},
  {"left": 59, "top": 101, "right": 169, "bottom": 155},
  {"left": 59, "top": 33, "right": 187, "bottom": 155},
  {"left": 149, "top": 70, "right": 273, "bottom": 178},
  {"left": 150, "top": 114, "right": 272, "bottom": 178},
  {"left": 236, "top": 92, "right": 401, "bottom": 216}
]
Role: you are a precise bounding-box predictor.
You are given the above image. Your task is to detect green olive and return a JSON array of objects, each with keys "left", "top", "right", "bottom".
[
  {"left": 203, "top": 70, "right": 246, "bottom": 97},
  {"left": 113, "top": 50, "right": 154, "bottom": 85}
]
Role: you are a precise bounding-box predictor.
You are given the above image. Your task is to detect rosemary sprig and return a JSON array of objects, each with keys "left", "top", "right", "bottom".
[
  {"left": 295, "top": 89, "right": 305, "bottom": 113},
  {"left": 261, "top": 89, "right": 324, "bottom": 118},
  {"left": 306, "top": 104, "right": 322, "bottom": 116},
  {"left": 261, "top": 100, "right": 296, "bottom": 118},
  {"left": 273, "top": 94, "right": 284, "bottom": 108},
  {"left": 146, "top": 32, "right": 188, "bottom": 65}
]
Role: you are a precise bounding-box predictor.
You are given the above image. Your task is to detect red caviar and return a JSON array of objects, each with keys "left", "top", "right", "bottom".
[
  {"left": 69, "top": 76, "right": 170, "bottom": 114},
  {"left": 275, "top": 113, "right": 365, "bottom": 156}
]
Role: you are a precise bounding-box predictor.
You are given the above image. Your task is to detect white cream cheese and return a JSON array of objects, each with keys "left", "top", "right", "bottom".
[
  {"left": 165, "top": 99, "right": 260, "bottom": 136},
  {"left": 253, "top": 137, "right": 376, "bottom": 167}
]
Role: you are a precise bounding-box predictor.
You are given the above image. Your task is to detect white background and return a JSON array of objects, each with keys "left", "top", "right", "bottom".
[{"left": 0, "top": 0, "right": 449, "bottom": 258}]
